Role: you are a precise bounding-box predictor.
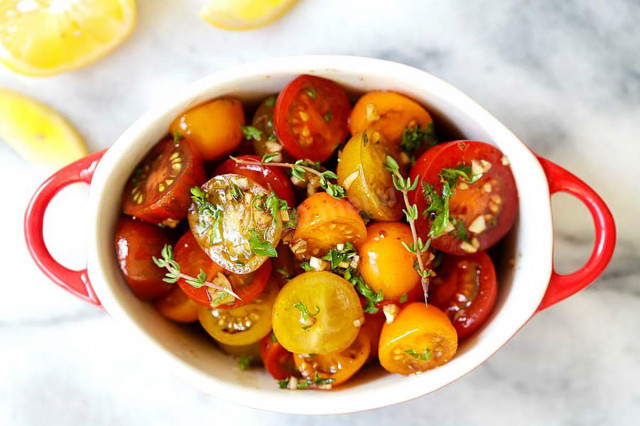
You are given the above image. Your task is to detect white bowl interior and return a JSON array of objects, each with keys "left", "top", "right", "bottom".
[{"left": 87, "top": 56, "right": 553, "bottom": 414}]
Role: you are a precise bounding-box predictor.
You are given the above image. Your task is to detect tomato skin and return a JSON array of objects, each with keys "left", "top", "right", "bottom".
[
  {"left": 274, "top": 75, "right": 351, "bottom": 162},
  {"left": 174, "top": 230, "right": 271, "bottom": 308},
  {"left": 154, "top": 286, "right": 200, "bottom": 323},
  {"left": 169, "top": 97, "right": 245, "bottom": 161},
  {"left": 293, "top": 331, "right": 370, "bottom": 387},
  {"left": 429, "top": 251, "right": 497, "bottom": 340},
  {"left": 337, "top": 129, "right": 403, "bottom": 221},
  {"left": 292, "top": 193, "right": 367, "bottom": 260},
  {"left": 349, "top": 91, "right": 432, "bottom": 144},
  {"left": 409, "top": 141, "right": 518, "bottom": 255},
  {"left": 114, "top": 216, "right": 173, "bottom": 300},
  {"left": 260, "top": 334, "right": 297, "bottom": 380},
  {"left": 358, "top": 222, "right": 423, "bottom": 299},
  {"left": 214, "top": 155, "right": 296, "bottom": 206},
  {"left": 122, "top": 138, "right": 206, "bottom": 227},
  {"left": 359, "top": 313, "right": 385, "bottom": 363},
  {"left": 379, "top": 303, "right": 458, "bottom": 375}
]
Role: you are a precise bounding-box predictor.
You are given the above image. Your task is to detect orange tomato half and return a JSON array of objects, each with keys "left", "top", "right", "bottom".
[
  {"left": 379, "top": 303, "right": 457, "bottom": 375},
  {"left": 155, "top": 286, "right": 200, "bottom": 323}
]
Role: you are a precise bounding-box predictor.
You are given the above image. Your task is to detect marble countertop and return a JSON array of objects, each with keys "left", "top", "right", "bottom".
[{"left": 1, "top": 0, "right": 638, "bottom": 424}]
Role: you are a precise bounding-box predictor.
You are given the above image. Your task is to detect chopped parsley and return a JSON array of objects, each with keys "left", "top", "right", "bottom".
[
  {"left": 404, "top": 349, "right": 432, "bottom": 361},
  {"left": 305, "top": 87, "right": 316, "bottom": 100},
  {"left": 229, "top": 182, "right": 245, "bottom": 203},
  {"left": 455, "top": 220, "right": 470, "bottom": 242},
  {"left": 399, "top": 293, "right": 409, "bottom": 304},
  {"left": 264, "top": 96, "right": 276, "bottom": 108},
  {"left": 277, "top": 372, "right": 335, "bottom": 390},
  {"left": 248, "top": 229, "right": 277, "bottom": 257},
  {"left": 238, "top": 355, "right": 252, "bottom": 371},
  {"left": 190, "top": 186, "right": 223, "bottom": 244},
  {"left": 241, "top": 125, "right": 263, "bottom": 141},
  {"left": 323, "top": 110, "right": 332, "bottom": 122},
  {"left": 400, "top": 123, "right": 437, "bottom": 165},
  {"left": 293, "top": 301, "right": 320, "bottom": 329},
  {"left": 359, "top": 210, "right": 372, "bottom": 224}
]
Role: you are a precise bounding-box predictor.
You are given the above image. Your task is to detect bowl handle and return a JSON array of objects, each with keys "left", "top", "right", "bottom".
[
  {"left": 535, "top": 155, "right": 616, "bottom": 312},
  {"left": 24, "top": 150, "right": 107, "bottom": 306}
]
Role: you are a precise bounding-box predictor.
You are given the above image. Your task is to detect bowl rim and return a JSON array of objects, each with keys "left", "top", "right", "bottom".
[{"left": 87, "top": 55, "right": 553, "bottom": 414}]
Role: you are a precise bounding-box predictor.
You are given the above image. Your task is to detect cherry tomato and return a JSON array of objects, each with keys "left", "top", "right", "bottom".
[
  {"left": 114, "top": 216, "right": 173, "bottom": 300},
  {"left": 337, "top": 129, "right": 403, "bottom": 221},
  {"left": 154, "top": 286, "right": 200, "bottom": 323},
  {"left": 198, "top": 279, "right": 278, "bottom": 346},
  {"left": 358, "top": 222, "right": 425, "bottom": 299},
  {"left": 248, "top": 96, "right": 294, "bottom": 162},
  {"left": 260, "top": 333, "right": 298, "bottom": 380},
  {"left": 217, "top": 341, "right": 261, "bottom": 359},
  {"left": 291, "top": 193, "right": 367, "bottom": 260},
  {"left": 215, "top": 155, "right": 296, "bottom": 206},
  {"left": 122, "top": 138, "right": 205, "bottom": 227},
  {"left": 274, "top": 75, "right": 351, "bottom": 162},
  {"left": 169, "top": 97, "right": 245, "bottom": 161},
  {"left": 293, "top": 331, "right": 370, "bottom": 388},
  {"left": 409, "top": 141, "right": 518, "bottom": 255},
  {"left": 188, "top": 174, "right": 283, "bottom": 274},
  {"left": 272, "top": 271, "right": 364, "bottom": 354},
  {"left": 429, "top": 251, "right": 497, "bottom": 340},
  {"left": 379, "top": 303, "right": 458, "bottom": 375},
  {"left": 359, "top": 313, "right": 385, "bottom": 363},
  {"left": 174, "top": 231, "right": 271, "bottom": 308},
  {"left": 349, "top": 91, "right": 433, "bottom": 145},
  {"left": 272, "top": 243, "right": 303, "bottom": 288}
]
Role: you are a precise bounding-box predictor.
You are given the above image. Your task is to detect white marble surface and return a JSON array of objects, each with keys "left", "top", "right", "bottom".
[{"left": 1, "top": 0, "right": 639, "bottom": 424}]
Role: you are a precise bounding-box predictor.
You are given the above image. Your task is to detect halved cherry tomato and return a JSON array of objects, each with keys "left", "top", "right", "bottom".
[
  {"left": 337, "top": 129, "right": 403, "bottom": 221},
  {"left": 154, "top": 286, "right": 200, "bottom": 323},
  {"left": 358, "top": 222, "right": 425, "bottom": 299},
  {"left": 291, "top": 193, "right": 367, "bottom": 260},
  {"left": 274, "top": 75, "right": 350, "bottom": 162},
  {"left": 248, "top": 96, "right": 295, "bottom": 162},
  {"left": 379, "top": 303, "right": 458, "bottom": 375},
  {"left": 174, "top": 231, "right": 271, "bottom": 308},
  {"left": 359, "top": 313, "right": 385, "bottom": 363},
  {"left": 409, "top": 141, "right": 518, "bottom": 255},
  {"left": 293, "top": 331, "right": 370, "bottom": 388},
  {"left": 260, "top": 333, "right": 298, "bottom": 380},
  {"left": 198, "top": 279, "right": 278, "bottom": 346},
  {"left": 169, "top": 97, "right": 245, "bottom": 161},
  {"left": 272, "top": 271, "right": 364, "bottom": 354},
  {"left": 429, "top": 251, "right": 497, "bottom": 340},
  {"left": 188, "top": 174, "right": 283, "bottom": 274},
  {"left": 272, "top": 243, "right": 303, "bottom": 288},
  {"left": 215, "top": 155, "right": 296, "bottom": 206},
  {"left": 218, "top": 341, "right": 261, "bottom": 359},
  {"left": 114, "top": 216, "right": 173, "bottom": 300},
  {"left": 349, "top": 91, "right": 433, "bottom": 145},
  {"left": 122, "top": 138, "right": 205, "bottom": 227}
]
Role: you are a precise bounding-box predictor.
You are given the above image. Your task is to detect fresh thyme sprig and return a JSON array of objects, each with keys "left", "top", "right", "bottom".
[
  {"left": 152, "top": 245, "right": 240, "bottom": 299},
  {"left": 230, "top": 155, "right": 346, "bottom": 199},
  {"left": 384, "top": 155, "right": 432, "bottom": 301}
]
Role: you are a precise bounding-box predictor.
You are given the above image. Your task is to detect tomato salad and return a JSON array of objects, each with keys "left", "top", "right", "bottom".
[{"left": 115, "top": 75, "right": 518, "bottom": 390}]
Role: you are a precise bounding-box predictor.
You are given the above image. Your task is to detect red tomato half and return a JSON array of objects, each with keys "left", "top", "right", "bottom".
[
  {"left": 214, "top": 155, "right": 296, "bottom": 206},
  {"left": 429, "top": 251, "right": 497, "bottom": 339},
  {"left": 259, "top": 334, "right": 298, "bottom": 380},
  {"left": 409, "top": 141, "right": 517, "bottom": 255},
  {"left": 122, "top": 138, "right": 206, "bottom": 227},
  {"left": 274, "top": 75, "right": 351, "bottom": 162},
  {"left": 114, "top": 216, "right": 173, "bottom": 300},
  {"left": 174, "top": 231, "right": 271, "bottom": 308}
]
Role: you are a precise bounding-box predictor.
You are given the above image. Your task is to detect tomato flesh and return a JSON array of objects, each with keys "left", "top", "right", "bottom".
[
  {"left": 274, "top": 75, "right": 351, "bottom": 162},
  {"left": 429, "top": 251, "right": 497, "bottom": 339},
  {"left": 154, "top": 286, "right": 200, "bottom": 323},
  {"left": 215, "top": 155, "right": 296, "bottom": 206},
  {"left": 409, "top": 141, "right": 517, "bottom": 255},
  {"left": 174, "top": 230, "right": 271, "bottom": 308},
  {"left": 114, "top": 216, "right": 173, "bottom": 300},
  {"left": 122, "top": 138, "right": 205, "bottom": 227}
]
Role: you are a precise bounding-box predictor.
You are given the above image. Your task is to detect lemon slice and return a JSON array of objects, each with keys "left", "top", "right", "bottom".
[
  {"left": 200, "top": 0, "right": 297, "bottom": 30},
  {"left": 0, "top": 89, "right": 87, "bottom": 171},
  {"left": 0, "top": 0, "right": 136, "bottom": 77}
]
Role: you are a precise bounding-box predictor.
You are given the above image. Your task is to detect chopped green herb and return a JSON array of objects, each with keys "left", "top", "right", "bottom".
[
  {"left": 305, "top": 87, "right": 316, "bottom": 100},
  {"left": 241, "top": 125, "right": 263, "bottom": 141},
  {"left": 238, "top": 355, "right": 252, "bottom": 371},
  {"left": 248, "top": 229, "right": 277, "bottom": 257},
  {"left": 190, "top": 186, "right": 223, "bottom": 244},
  {"left": 229, "top": 182, "right": 245, "bottom": 203},
  {"left": 404, "top": 348, "right": 432, "bottom": 361},
  {"left": 323, "top": 110, "right": 332, "bottom": 122},
  {"left": 293, "top": 301, "right": 320, "bottom": 329},
  {"left": 264, "top": 96, "right": 276, "bottom": 108},
  {"left": 455, "top": 220, "right": 470, "bottom": 242},
  {"left": 399, "top": 293, "right": 409, "bottom": 304},
  {"left": 400, "top": 123, "right": 436, "bottom": 165},
  {"left": 344, "top": 267, "right": 383, "bottom": 314},
  {"left": 172, "top": 131, "right": 184, "bottom": 145},
  {"left": 262, "top": 152, "right": 279, "bottom": 163},
  {"left": 270, "top": 332, "right": 278, "bottom": 343},
  {"left": 359, "top": 210, "right": 372, "bottom": 224}
]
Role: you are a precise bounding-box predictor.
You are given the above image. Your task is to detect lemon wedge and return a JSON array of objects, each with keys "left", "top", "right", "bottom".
[
  {"left": 200, "top": 0, "right": 297, "bottom": 30},
  {"left": 0, "top": 0, "right": 136, "bottom": 77},
  {"left": 0, "top": 89, "right": 87, "bottom": 171}
]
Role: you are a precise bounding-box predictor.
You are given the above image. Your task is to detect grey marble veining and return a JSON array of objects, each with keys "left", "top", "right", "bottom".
[{"left": 1, "top": 0, "right": 638, "bottom": 425}]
